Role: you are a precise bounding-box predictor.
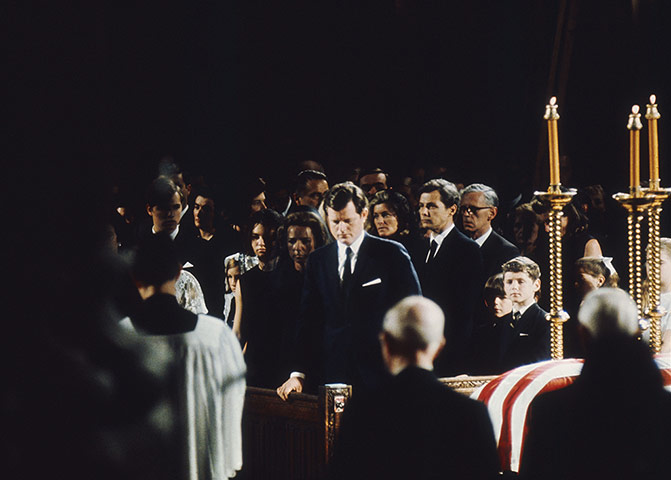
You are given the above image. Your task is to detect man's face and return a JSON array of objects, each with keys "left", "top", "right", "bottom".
[
  {"left": 147, "top": 192, "right": 182, "bottom": 233},
  {"left": 296, "top": 179, "right": 329, "bottom": 208},
  {"left": 418, "top": 190, "right": 455, "bottom": 234},
  {"left": 250, "top": 223, "right": 276, "bottom": 262},
  {"left": 193, "top": 195, "right": 215, "bottom": 231},
  {"left": 359, "top": 173, "right": 387, "bottom": 198},
  {"left": 326, "top": 201, "right": 367, "bottom": 246},
  {"left": 250, "top": 192, "right": 267, "bottom": 213},
  {"left": 287, "top": 225, "right": 316, "bottom": 272},
  {"left": 504, "top": 271, "right": 540, "bottom": 307},
  {"left": 459, "top": 192, "right": 495, "bottom": 238}
]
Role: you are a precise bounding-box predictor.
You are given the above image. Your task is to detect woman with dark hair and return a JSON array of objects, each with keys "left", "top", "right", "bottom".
[
  {"left": 271, "top": 211, "right": 331, "bottom": 384},
  {"left": 507, "top": 203, "right": 544, "bottom": 260},
  {"left": 232, "top": 208, "right": 284, "bottom": 386},
  {"left": 531, "top": 197, "right": 604, "bottom": 314},
  {"left": 368, "top": 190, "right": 419, "bottom": 252}
]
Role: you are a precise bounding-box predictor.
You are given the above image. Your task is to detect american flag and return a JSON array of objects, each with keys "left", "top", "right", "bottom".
[{"left": 471, "top": 354, "right": 671, "bottom": 473}]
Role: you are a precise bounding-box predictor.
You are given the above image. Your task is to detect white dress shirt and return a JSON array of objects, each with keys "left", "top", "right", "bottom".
[
  {"left": 474, "top": 226, "right": 493, "bottom": 247},
  {"left": 337, "top": 231, "right": 365, "bottom": 281},
  {"left": 426, "top": 223, "right": 454, "bottom": 262}
]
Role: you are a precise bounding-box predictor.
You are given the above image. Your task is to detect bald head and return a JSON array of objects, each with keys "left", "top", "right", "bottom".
[
  {"left": 578, "top": 288, "right": 639, "bottom": 340},
  {"left": 381, "top": 296, "right": 445, "bottom": 371}
]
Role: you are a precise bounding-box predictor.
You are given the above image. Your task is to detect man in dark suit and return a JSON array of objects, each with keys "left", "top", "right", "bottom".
[
  {"left": 328, "top": 296, "right": 499, "bottom": 480},
  {"left": 277, "top": 182, "right": 421, "bottom": 398},
  {"left": 520, "top": 288, "right": 671, "bottom": 480},
  {"left": 412, "top": 178, "right": 484, "bottom": 376},
  {"left": 460, "top": 183, "right": 520, "bottom": 279},
  {"left": 491, "top": 256, "right": 550, "bottom": 373},
  {"left": 135, "top": 177, "right": 191, "bottom": 265}
]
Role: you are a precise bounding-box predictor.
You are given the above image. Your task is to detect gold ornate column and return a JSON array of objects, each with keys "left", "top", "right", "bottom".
[
  {"left": 613, "top": 194, "right": 655, "bottom": 319},
  {"left": 535, "top": 190, "right": 575, "bottom": 359},
  {"left": 644, "top": 190, "right": 670, "bottom": 352},
  {"left": 643, "top": 95, "right": 670, "bottom": 353}
]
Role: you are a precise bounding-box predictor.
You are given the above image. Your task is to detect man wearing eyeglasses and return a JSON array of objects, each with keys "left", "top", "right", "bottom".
[
  {"left": 459, "top": 183, "right": 519, "bottom": 279},
  {"left": 412, "top": 178, "right": 484, "bottom": 376}
]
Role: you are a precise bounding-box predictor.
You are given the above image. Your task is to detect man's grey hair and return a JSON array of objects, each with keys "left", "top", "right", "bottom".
[
  {"left": 460, "top": 183, "right": 499, "bottom": 208},
  {"left": 382, "top": 296, "right": 445, "bottom": 352},
  {"left": 577, "top": 288, "right": 639, "bottom": 339}
]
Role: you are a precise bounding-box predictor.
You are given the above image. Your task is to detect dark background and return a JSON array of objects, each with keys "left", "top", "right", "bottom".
[{"left": 9, "top": 1, "right": 671, "bottom": 210}]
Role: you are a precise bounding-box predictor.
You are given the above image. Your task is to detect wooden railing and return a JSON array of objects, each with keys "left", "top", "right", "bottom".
[
  {"left": 239, "top": 376, "right": 494, "bottom": 479},
  {"left": 240, "top": 383, "right": 351, "bottom": 480}
]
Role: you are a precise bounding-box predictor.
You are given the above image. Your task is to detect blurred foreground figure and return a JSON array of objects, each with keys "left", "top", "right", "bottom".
[
  {"left": 520, "top": 288, "right": 671, "bottom": 480},
  {"left": 329, "top": 296, "right": 499, "bottom": 480},
  {"left": 121, "top": 233, "right": 246, "bottom": 479}
]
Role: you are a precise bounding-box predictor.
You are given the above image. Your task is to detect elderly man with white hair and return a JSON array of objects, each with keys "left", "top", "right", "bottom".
[
  {"left": 520, "top": 288, "right": 671, "bottom": 480},
  {"left": 328, "top": 296, "right": 499, "bottom": 480}
]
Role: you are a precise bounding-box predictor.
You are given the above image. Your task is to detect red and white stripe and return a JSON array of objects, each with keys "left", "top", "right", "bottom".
[{"left": 471, "top": 354, "right": 671, "bottom": 473}]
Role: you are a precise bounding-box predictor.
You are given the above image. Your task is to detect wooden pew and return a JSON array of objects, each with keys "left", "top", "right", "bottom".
[
  {"left": 240, "top": 384, "right": 351, "bottom": 480},
  {"left": 240, "top": 376, "right": 494, "bottom": 479}
]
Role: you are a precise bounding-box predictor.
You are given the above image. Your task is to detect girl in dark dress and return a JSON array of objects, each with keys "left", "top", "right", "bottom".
[{"left": 232, "top": 209, "right": 284, "bottom": 387}]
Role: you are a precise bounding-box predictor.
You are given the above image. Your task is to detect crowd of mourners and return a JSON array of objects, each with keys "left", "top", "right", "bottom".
[
  {"left": 105, "top": 156, "right": 671, "bottom": 479},
  {"left": 110, "top": 157, "right": 670, "bottom": 378}
]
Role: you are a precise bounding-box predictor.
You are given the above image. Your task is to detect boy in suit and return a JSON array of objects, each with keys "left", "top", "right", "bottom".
[{"left": 492, "top": 256, "right": 550, "bottom": 373}]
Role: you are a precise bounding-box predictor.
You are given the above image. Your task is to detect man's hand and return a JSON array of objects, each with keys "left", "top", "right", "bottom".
[{"left": 276, "top": 376, "right": 304, "bottom": 401}]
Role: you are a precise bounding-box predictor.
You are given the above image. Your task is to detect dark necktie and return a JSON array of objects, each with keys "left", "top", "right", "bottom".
[
  {"left": 510, "top": 310, "right": 522, "bottom": 329},
  {"left": 342, "top": 247, "right": 353, "bottom": 288},
  {"left": 426, "top": 240, "right": 438, "bottom": 263}
]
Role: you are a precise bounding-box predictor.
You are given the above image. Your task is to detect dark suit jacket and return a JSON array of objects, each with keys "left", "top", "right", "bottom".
[
  {"left": 520, "top": 337, "right": 671, "bottom": 480},
  {"left": 493, "top": 302, "right": 550, "bottom": 374},
  {"left": 328, "top": 366, "right": 499, "bottom": 480},
  {"left": 294, "top": 233, "right": 421, "bottom": 391},
  {"left": 411, "top": 227, "right": 484, "bottom": 376},
  {"left": 480, "top": 230, "right": 520, "bottom": 278}
]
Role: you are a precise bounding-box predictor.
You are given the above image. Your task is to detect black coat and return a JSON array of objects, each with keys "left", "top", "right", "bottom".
[
  {"left": 411, "top": 227, "right": 484, "bottom": 376},
  {"left": 492, "top": 302, "right": 551, "bottom": 374},
  {"left": 329, "top": 365, "right": 500, "bottom": 480},
  {"left": 479, "top": 230, "right": 520, "bottom": 279},
  {"left": 294, "top": 233, "right": 421, "bottom": 392},
  {"left": 520, "top": 337, "right": 671, "bottom": 480}
]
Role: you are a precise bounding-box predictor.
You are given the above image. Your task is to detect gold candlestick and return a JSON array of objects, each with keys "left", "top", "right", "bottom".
[
  {"left": 628, "top": 105, "right": 643, "bottom": 195},
  {"left": 613, "top": 193, "right": 656, "bottom": 322},
  {"left": 645, "top": 94, "right": 661, "bottom": 191},
  {"left": 535, "top": 190, "right": 575, "bottom": 359},
  {"left": 544, "top": 96, "right": 561, "bottom": 190},
  {"left": 642, "top": 186, "right": 671, "bottom": 353}
]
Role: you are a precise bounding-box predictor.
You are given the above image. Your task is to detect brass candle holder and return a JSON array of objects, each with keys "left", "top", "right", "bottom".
[
  {"left": 642, "top": 187, "right": 671, "bottom": 353},
  {"left": 534, "top": 188, "right": 576, "bottom": 360},
  {"left": 612, "top": 192, "right": 657, "bottom": 322}
]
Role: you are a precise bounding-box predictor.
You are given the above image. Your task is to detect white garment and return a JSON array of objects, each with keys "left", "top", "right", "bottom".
[
  {"left": 120, "top": 315, "right": 247, "bottom": 480},
  {"left": 177, "top": 269, "right": 208, "bottom": 315},
  {"left": 661, "top": 292, "right": 671, "bottom": 334}
]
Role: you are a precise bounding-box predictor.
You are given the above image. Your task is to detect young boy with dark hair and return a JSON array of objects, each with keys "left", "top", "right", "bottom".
[{"left": 492, "top": 256, "right": 550, "bottom": 373}]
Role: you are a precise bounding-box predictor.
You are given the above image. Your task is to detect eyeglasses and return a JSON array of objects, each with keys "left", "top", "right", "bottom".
[{"left": 459, "top": 205, "right": 491, "bottom": 215}]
